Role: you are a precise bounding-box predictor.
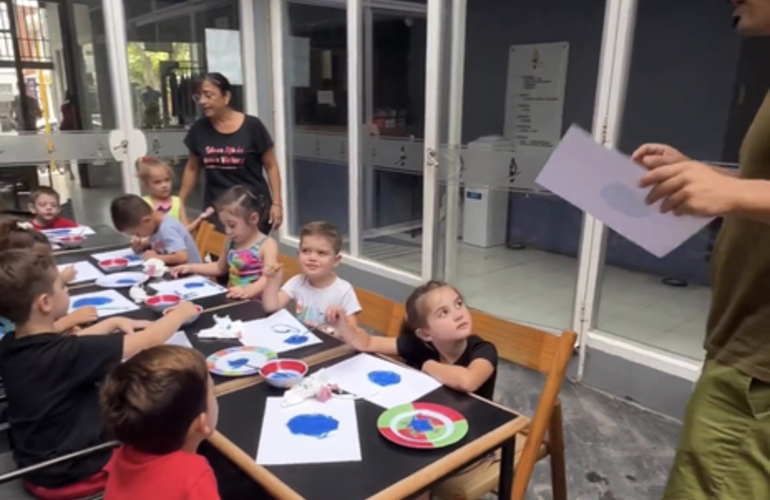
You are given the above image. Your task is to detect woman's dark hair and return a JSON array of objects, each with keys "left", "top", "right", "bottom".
[
  {"left": 399, "top": 280, "right": 462, "bottom": 337},
  {"left": 0, "top": 218, "right": 50, "bottom": 252},
  {"left": 198, "top": 72, "right": 232, "bottom": 96},
  {"left": 215, "top": 185, "right": 267, "bottom": 224}
]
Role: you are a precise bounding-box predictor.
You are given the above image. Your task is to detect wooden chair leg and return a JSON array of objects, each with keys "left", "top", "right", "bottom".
[{"left": 548, "top": 401, "right": 568, "bottom": 500}]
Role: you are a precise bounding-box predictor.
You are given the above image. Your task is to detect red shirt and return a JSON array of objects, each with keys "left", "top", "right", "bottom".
[
  {"left": 104, "top": 446, "right": 221, "bottom": 500},
  {"left": 31, "top": 217, "right": 78, "bottom": 230}
]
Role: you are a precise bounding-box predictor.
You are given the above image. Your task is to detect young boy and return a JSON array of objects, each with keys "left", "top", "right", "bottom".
[
  {"left": 262, "top": 221, "right": 361, "bottom": 327},
  {"left": 28, "top": 187, "right": 77, "bottom": 231},
  {"left": 101, "top": 345, "right": 220, "bottom": 500},
  {"left": 0, "top": 249, "right": 198, "bottom": 497},
  {"left": 110, "top": 194, "right": 202, "bottom": 265}
]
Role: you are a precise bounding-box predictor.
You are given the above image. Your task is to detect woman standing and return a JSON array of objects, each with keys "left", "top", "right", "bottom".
[{"left": 179, "top": 73, "right": 282, "bottom": 233}]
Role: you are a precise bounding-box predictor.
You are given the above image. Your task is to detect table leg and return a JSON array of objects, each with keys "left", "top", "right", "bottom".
[{"left": 497, "top": 436, "right": 515, "bottom": 500}]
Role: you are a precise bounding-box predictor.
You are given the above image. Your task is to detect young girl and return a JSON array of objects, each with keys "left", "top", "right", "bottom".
[
  {"left": 330, "top": 280, "right": 498, "bottom": 399},
  {"left": 0, "top": 219, "right": 97, "bottom": 334},
  {"left": 171, "top": 185, "right": 278, "bottom": 300},
  {"left": 136, "top": 157, "right": 211, "bottom": 234}
]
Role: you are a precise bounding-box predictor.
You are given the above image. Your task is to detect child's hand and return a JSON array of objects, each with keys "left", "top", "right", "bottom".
[
  {"left": 325, "top": 307, "right": 352, "bottom": 339},
  {"left": 143, "top": 250, "right": 159, "bottom": 261},
  {"left": 130, "top": 236, "right": 145, "bottom": 254},
  {"left": 199, "top": 206, "right": 215, "bottom": 219},
  {"left": 69, "top": 306, "right": 98, "bottom": 325},
  {"left": 170, "top": 265, "right": 192, "bottom": 278},
  {"left": 265, "top": 264, "right": 283, "bottom": 283},
  {"left": 166, "top": 301, "right": 199, "bottom": 322},
  {"left": 112, "top": 318, "right": 151, "bottom": 336},
  {"left": 227, "top": 285, "right": 256, "bottom": 300},
  {"left": 60, "top": 265, "right": 77, "bottom": 283}
]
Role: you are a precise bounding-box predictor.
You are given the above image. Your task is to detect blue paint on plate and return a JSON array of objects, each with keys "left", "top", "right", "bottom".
[
  {"left": 368, "top": 370, "right": 401, "bottom": 387},
  {"left": 408, "top": 415, "right": 434, "bottom": 433},
  {"left": 227, "top": 357, "right": 250, "bottom": 369},
  {"left": 184, "top": 282, "right": 205, "bottom": 289},
  {"left": 284, "top": 335, "right": 308, "bottom": 345},
  {"left": 287, "top": 414, "right": 339, "bottom": 439},
  {"left": 73, "top": 296, "right": 112, "bottom": 308},
  {"left": 269, "top": 371, "right": 299, "bottom": 380}
]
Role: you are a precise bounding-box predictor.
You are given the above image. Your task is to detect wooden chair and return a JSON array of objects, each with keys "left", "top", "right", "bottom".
[
  {"left": 196, "top": 222, "right": 227, "bottom": 261},
  {"left": 354, "top": 287, "right": 402, "bottom": 337},
  {"left": 277, "top": 253, "right": 302, "bottom": 283},
  {"left": 193, "top": 220, "right": 214, "bottom": 258},
  {"left": 434, "top": 310, "right": 576, "bottom": 500}
]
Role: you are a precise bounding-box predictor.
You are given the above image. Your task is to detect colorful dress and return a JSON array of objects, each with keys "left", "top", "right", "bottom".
[
  {"left": 143, "top": 195, "right": 182, "bottom": 222},
  {"left": 227, "top": 236, "right": 267, "bottom": 287}
]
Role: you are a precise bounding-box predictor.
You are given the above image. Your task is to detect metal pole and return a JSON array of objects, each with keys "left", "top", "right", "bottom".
[{"left": 348, "top": 0, "right": 363, "bottom": 256}]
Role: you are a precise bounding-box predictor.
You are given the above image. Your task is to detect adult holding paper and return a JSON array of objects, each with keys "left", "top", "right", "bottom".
[
  {"left": 636, "top": 3, "right": 770, "bottom": 499},
  {"left": 179, "top": 73, "right": 283, "bottom": 234}
]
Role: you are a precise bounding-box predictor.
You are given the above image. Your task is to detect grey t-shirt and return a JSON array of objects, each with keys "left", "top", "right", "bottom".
[{"left": 149, "top": 216, "right": 202, "bottom": 263}]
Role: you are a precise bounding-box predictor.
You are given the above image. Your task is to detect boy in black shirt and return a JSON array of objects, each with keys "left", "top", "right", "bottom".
[{"left": 0, "top": 249, "right": 198, "bottom": 499}]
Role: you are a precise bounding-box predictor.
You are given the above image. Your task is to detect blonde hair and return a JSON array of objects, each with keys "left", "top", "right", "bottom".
[{"left": 136, "top": 157, "right": 174, "bottom": 188}]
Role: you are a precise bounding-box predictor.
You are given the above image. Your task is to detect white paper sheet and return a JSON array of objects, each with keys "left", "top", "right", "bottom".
[
  {"left": 535, "top": 126, "right": 714, "bottom": 258},
  {"left": 166, "top": 331, "right": 193, "bottom": 349},
  {"left": 239, "top": 309, "right": 322, "bottom": 354},
  {"left": 90, "top": 248, "right": 143, "bottom": 268},
  {"left": 150, "top": 275, "right": 227, "bottom": 300},
  {"left": 68, "top": 289, "right": 140, "bottom": 317},
  {"left": 256, "top": 397, "right": 362, "bottom": 465},
  {"left": 41, "top": 226, "right": 95, "bottom": 237},
  {"left": 323, "top": 353, "right": 442, "bottom": 409},
  {"left": 58, "top": 261, "right": 104, "bottom": 284}
]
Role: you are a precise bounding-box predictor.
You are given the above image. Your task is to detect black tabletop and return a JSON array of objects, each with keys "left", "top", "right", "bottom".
[
  {"left": 209, "top": 352, "right": 520, "bottom": 500},
  {"left": 184, "top": 302, "right": 345, "bottom": 386}
]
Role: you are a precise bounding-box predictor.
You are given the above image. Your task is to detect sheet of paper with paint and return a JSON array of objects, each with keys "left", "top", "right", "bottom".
[
  {"left": 41, "top": 226, "right": 95, "bottom": 237},
  {"left": 323, "top": 353, "right": 442, "bottom": 409},
  {"left": 239, "top": 309, "right": 323, "bottom": 354},
  {"left": 91, "top": 248, "right": 143, "bottom": 268},
  {"left": 196, "top": 315, "right": 244, "bottom": 339},
  {"left": 150, "top": 275, "right": 227, "bottom": 300},
  {"left": 57, "top": 261, "right": 104, "bottom": 284},
  {"left": 256, "top": 396, "right": 362, "bottom": 465},
  {"left": 165, "top": 331, "right": 193, "bottom": 348},
  {"left": 68, "top": 289, "right": 140, "bottom": 318},
  {"left": 535, "top": 125, "right": 714, "bottom": 258}
]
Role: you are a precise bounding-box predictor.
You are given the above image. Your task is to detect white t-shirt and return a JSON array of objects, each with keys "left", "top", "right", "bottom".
[{"left": 282, "top": 275, "right": 361, "bottom": 326}]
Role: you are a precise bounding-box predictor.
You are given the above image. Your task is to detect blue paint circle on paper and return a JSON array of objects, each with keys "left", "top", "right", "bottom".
[
  {"left": 287, "top": 414, "right": 339, "bottom": 439},
  {"left": 184, "top": 282, "right": 205, "bottom": 289},
  {"left": 126, "top": 254, "right": 141, "bottom": 262},
  {"left": 116, "top": 278, "right": 136, "bottom": 285},
  {"left": 284, "top": 335, "right": 308, "bottom": 345},
  {"left": 408, "top": 415, "right": 434, "bottom": 433},
  {"left": 73, "top": 296, "right": 112, "bottom": 308},
  {"left": 368, "top": 370, "right": 401, "bottom": 387}
]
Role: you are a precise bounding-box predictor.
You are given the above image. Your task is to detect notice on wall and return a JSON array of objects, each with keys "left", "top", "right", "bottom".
[
  {"left": 291, "top": 37, "right": 311, "bottom": 88},
  {"left": 205, "top": 29, "right": 243, "bottom": 85}
]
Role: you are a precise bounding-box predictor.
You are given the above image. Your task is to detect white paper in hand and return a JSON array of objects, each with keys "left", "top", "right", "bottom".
[{"left": 535, "top": 126, "right": 714, "bottom": 257}]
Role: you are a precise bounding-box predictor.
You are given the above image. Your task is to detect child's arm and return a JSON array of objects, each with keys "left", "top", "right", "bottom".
[
  {"left": 186, "top": 206, "right": 214, "bottom": 234},
  {"left": 145, "top": 249, "right": 189, "bottom": 266},
  {"left": 54, "top": 306, "right": 98, "bottom": 333},
  {"left": 421, "top": 341, "right": 497, "bottom": 394},
  {"left": 122, "top": 301, "right": 199, "bottom": 359},
  {"left": 327, "top": 307, "right": 398, "bottom": 355},
  {"left": 75, "top": 317, "right": 150, "bottom": 336},
  {"left": 171, "top": 260, "right": 225, "bottom": 279},
  {"left": 261, "top": 265, "right": 292, "bottom": 312},
  {"left": 228, "top": 237, "right": 279, "bottom": 300}
]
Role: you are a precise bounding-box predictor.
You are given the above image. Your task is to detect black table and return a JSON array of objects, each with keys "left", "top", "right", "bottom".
[{"left": 204, "top": 352, "right": 528, "bottom": 500}]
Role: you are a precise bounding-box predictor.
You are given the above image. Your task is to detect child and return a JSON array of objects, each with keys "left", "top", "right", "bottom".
[
  {"left": 136, "top": 156, "right": 212, "bottom": 233},
  {"left": 330, "top": 280, "right": 498, "bottom": 399},
  {"left": 0, "top": 248, "right": 198, "bottom": 498},
  {"left": 101, "top": 345, "right": 220, "bottom": 500},
  {"left": 262, "top": 221, "right": 360, "bottom": 327},
  {"left": 28, "top": 187, "right": 77, "bottom": 231},
  {"left": 171, "top": 186, "right": 278, "bottom": 300},
  {"left": 110, "top": 194, "right": 202, "bottom": 265},
  {"left": 0, "top": 219, "right": 97, "bottom": 334}
]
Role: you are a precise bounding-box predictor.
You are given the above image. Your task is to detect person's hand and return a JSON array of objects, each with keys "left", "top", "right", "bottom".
[
  {"left": 130, "top": 236, "right": 145, "bottom": 254},
  {"left": 269, "top": 202, "right": 283, "bottom": 230},
  {"left": 640, "top": 160, "right": 742, "bottom": 216},
  {"left": 325, "top": 306, "right": 352, "bottom": 339},
  {"left": 166, "top": 301, "right": 199, "bottom": 322},
  {"left": 143, "top": 250, "right": 159, "bottom": 261},
  {"left": 69, "top": 306, "right": 98, "bottom": 326},
  {"left": 112, "top": 318, "right": 151, "bottom": 336},
  {"left": 227, "top": 285, "right": 256, "bottom": 300},
  {"left": 265, "top": 264, "right": 283, "bottom": 284},
  {"left": 170, "top": 265, "right": 192, "bottom": 278},
  {"left": 199, "top": 206, "right": 215, "bottom": 220},
  {"left": 632, "top": 143, "right": 689, "bottom": 170},
  {"left": 60, "top": 265, "right": 77, "bottom": 284}
]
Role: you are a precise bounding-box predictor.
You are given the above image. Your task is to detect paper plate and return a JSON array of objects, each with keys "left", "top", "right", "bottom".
[
  {"left": 95, "top": 272, "right": 149, "bottom": 288},
  {"left": 377, "top": 402, "right": 469, "bottom": 449},
  {"left": 206, "top": 346, "right": 277, "bottom": 376}
]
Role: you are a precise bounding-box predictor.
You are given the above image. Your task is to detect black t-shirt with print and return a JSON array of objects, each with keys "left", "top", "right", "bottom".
[
  {"left": 0, "top": 332, "right": 123, "bottom": 487},
  {"left": 396, "top": 334, "right": 498, "bottom": 400},
  {"left": 184, "top": 114, "right": 275, "bottom": 208}
]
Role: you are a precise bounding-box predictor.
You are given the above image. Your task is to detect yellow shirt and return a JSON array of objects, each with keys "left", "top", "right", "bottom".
[{"left": 143, "top": 195, "right": 182, "bottom": 222}]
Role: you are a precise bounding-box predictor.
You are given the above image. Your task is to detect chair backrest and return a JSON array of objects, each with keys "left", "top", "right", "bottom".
[
  {"left": 277, "top": 253, "right": 302, "bottom": 284},
  {"left": 198, "top": 224, "right": 227, "bottom": 261},
  {"left": 193, "top": 220, "right": 214, "bottom": 257},
  {"left": 469, "top": 309, "right": 576, "bottom": 500},
  {"left": 355, "top": 287, "right": 402, "bottom": 338}
]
